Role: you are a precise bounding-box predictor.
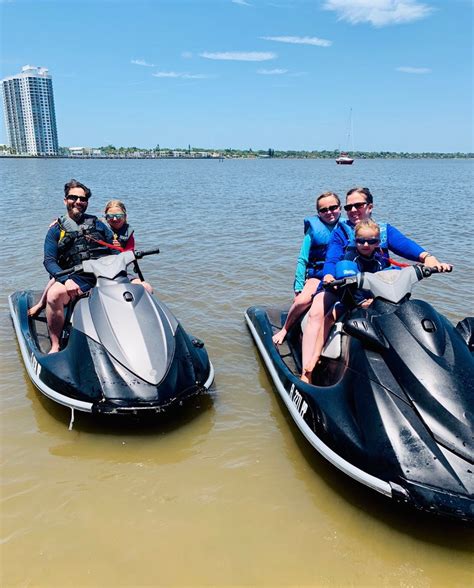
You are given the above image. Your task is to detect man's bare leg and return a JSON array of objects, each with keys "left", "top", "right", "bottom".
[
  {"left": 45, "top": 282, "right": 71, "bottom": 353},
  {"left": 28, "top": 278, "right": 55, "bottom": 317}
]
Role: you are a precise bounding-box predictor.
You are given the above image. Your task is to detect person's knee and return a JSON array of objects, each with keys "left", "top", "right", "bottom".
[{"left": 47, "top": 283, "right": 68, "bottom": 306}]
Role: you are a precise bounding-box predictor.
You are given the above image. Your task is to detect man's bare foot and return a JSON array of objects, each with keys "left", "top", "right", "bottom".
[
  {"left": 48, "top": 345, "right": 60, "bottom": 354},
  {"left": 28, "top": 302, "right": 45, "bottom": 317},
  {"left": 300, "top": 370, "right": 312, "bottom": 384},
  {"left": 272, "top": 328, "right": 287, "bottom": 345}
]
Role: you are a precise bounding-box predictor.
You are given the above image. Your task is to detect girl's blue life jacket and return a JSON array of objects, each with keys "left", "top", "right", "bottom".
[{"left": 303, "top": 216, "right": 341, "bottom": 279}]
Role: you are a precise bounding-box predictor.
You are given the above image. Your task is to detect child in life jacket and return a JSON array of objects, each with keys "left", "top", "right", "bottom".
[
  {"left": 28, "top": 200, "right": 151, "bottom": 316},
  {"left": 103, "top": 200, "right": 152, "bottom": 293},
  {"left": 339, "top": 218, "right": 392, "bottom": 309}
]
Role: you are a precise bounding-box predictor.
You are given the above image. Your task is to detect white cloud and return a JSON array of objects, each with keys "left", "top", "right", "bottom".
[
  {"left": 131, "top": 59, "right": 155, "bottom": 67},
  {"left": 232, "top": 0, "right": 251, "bottom": 5},
  {"left": 396, "top": 66, "right": 431, "bottom": 74},
  {"left": 152, "top": 71, "right": 213, "bottom": 79},
  {"left": 200, "top": 51, "right": 276, "bottom": 61},
  {"left": 257, "top": 68, "right": 288, "bottom": 75},
  {"left": 322, "top": 0, "right": 433, "bottom": 27},
  {"left": 261, "top": 35, "right": 332, "bottom": 47}
]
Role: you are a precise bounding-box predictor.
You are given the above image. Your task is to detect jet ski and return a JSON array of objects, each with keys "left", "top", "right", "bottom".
[
  {"left": 245, "top": 265, "right": 474, "bottom": 522},
  {"left": 9, "top": 249, "right": 214, "bottom": 422}
]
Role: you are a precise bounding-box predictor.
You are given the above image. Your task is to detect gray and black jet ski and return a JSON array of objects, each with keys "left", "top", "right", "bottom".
[
  {"left": 9, "top": 249, "right": 214, "bottom": 421},
  {"left": 246, "top": 266, "right": 474, "bottom": 522}
]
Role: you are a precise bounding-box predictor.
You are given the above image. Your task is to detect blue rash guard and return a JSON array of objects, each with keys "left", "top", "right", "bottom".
[
  {"left": 43, "top": 217, "right": 112, "bottom": 291},
  {"left": 322, "top": 221, "right": 424, "bottom": 278}
]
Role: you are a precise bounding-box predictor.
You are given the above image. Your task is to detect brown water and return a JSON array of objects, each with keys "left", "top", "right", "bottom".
[{"left": 1, "top": 158, "right": 473, "bottom": 587}]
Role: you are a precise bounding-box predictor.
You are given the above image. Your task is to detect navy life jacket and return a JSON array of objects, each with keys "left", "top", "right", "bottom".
[
  {"left": 304, "top": 216, "right": 340, "bottom": 279},
  {"left": 342, "top": 249, "right": 392, "bottom": 307},
  {"left": 57, "top": 214, "right": 111, "bottom": 269},
  {"left": 340, "top": 221, "right": 388, "bottom": 256},
  {"left": 344, "top": 249, "right": 391, "bottom": 273}
]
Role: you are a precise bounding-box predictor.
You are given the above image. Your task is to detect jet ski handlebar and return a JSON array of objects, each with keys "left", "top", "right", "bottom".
[
  {"left": 323, "top": 276, "right": 358, "bottom": 290},
  {"left": 135, "top": 247, "right": 160, "bottom": 259},
  {"left": 55, "top": 248, "right": 160, "bottom": 278},
  {"left": 55, "top": 264, "right": 83, "bottom": 278}
]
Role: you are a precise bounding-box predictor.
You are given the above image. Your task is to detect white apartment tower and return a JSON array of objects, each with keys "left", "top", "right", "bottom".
[{"left": 1, "top": 65, "right": 59, "bottom": 156}]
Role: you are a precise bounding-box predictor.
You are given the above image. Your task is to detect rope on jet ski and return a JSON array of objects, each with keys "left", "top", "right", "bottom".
[
  {"left": 388, "top": 257, "right": 410, "bottom": 268},
  {"left": 85, "top": 235, "right": 125, "bottom": 252}
]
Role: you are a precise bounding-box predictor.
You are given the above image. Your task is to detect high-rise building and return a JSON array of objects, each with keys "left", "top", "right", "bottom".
[{"left": 1, "top": 65, "right": 59, "bottom": 156}]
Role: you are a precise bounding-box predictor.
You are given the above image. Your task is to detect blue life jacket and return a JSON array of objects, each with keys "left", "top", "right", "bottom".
[
  {"left": 339, "top": 221, "right": 388, "bottom": 255},
  {"left": 303, "top": 216, "right": 340, "bottom": 279},
  {"left": 344, "top": 249, "right": 391, "bottom": 273}
]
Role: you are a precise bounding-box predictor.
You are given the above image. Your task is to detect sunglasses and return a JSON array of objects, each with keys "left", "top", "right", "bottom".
[
  {"left": 106, "top": 213, "right": 126, "bottom": 220},
  {"left": 67, "top": 195, "right": 89, "bottom": 203},
  {"left": 344, "top": 202, "right": 367, "bottom": 212},
  {"left": 318, "top": 204, "right": 340, "bottom": 214},
  {"left": 355, "top": 237, "right": 380, "bottom": 245}
]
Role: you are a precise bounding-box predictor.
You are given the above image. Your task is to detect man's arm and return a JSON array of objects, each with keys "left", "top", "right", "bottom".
[
  {"left": 293, "top": 234, "right": 311, "bottom": 293},
  {"left": 43, "top": 225, "right": 68, "bottom": 282}
]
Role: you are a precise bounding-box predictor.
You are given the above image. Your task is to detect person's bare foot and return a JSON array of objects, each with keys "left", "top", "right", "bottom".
[
  {"left": 28, "top": 302, "right": 45, "bottom": 317},
  {"left": 48, "top": 344, "right": 60, "bottom": 354},
  {"left": 272, "top": 328, "right": 287, "bottom": 345}
]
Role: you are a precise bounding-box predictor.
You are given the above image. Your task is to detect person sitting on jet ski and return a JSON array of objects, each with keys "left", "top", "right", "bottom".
[
  {"left": 337, "top": 219, "right": 392, "bottom": 309},
  {"left": 40, "top": 179, "right": 114, "bottom": 354},
  {"left": 272, "top": 191, "right": 342, "bottom": 345},
  {"left": 103, "top": 199, "right": 152, "bottom": 294},
  {"left": 300, "top": 186, "right": 452, "bottom": 383},
  {"left": 29, "top": 197, "right": 153, "bottom": 318}
]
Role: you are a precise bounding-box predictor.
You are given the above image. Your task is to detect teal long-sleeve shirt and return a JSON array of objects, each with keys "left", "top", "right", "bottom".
[{"left": 293, "top": 233, "right": 312, "bottom": 292}]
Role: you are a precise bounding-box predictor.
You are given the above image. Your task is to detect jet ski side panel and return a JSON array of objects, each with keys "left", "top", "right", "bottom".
[
  {"left": 373, "top": 300, "right": 474, "bottom": 462},
  {"left": 245, "top": 306, "right": 393, "bottom": 497}
]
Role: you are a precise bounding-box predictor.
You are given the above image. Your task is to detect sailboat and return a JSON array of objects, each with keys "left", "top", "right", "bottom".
[{"left": 336, "top": 109, "right": 354, "bottom": 165}]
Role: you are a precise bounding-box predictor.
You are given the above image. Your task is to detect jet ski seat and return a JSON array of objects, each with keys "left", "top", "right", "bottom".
[{"left": 300, "top": 313, "right": 345, "bottom": 360}]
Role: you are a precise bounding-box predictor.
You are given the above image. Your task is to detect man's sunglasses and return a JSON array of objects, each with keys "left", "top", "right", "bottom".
[
  {"left": 67, "top": 195, "right": 89, "bottom": 203},
  {"left": 318, "top": 204, "right": 340, "bottom": 214},
  {"left": 106, "top": 213, "right": 126, "bottom": 220},
  {"left": 344, "top": 202, "right": 367, "bottom": 211},
  {"left": 355, "top": 237, "right": 380, "bottom": 245}
]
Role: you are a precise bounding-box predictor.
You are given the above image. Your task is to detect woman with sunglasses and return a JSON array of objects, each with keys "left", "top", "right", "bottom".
[
  {"left": 300, "top": 186, "right": 452, "bottom": 383},
  {"left": 103, "top": 200, "right": 152, "bottom": 293},
  {"left": 273, "top": 191, "right": 342, "bottom": 345}
]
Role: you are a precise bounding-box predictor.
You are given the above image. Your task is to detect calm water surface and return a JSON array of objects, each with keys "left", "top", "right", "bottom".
[{"left": 1, "top": 158, "right": 473, "bottom": 587}]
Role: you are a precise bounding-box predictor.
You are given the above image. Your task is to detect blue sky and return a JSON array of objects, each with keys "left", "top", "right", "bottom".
[{"left": 0, "top": 0, "right": 472, "bottom": 152}]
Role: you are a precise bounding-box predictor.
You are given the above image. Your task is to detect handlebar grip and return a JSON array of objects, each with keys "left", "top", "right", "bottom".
[
  {"left": 323, "top": 278, "right": 346, "bottom": 289},
  {"left": 135, "top": 247, "right": 160, "bottom": 259},
  {"left": 55, "top": 265, "right": 79, "bottom": 278}
]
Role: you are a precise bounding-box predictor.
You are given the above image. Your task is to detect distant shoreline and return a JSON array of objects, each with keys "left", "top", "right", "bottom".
[{"left": 1, "top": 153, "right": 472, "bottom": 160}]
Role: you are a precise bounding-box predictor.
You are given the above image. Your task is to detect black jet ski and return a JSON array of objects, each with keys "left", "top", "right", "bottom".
[
  {"left": 9, "top": 249, "right": 214, "bottom": 423},
  {"left": 246, "top": 266, "right": 474, "bottom": 522}
]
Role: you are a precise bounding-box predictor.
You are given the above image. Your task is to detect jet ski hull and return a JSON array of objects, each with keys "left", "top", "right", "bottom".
[
  {"left": 10, "top": 290, "right": 214, "bottom": 416},
  {"left": 245, "top": 305, "right": 474, "bottom": 523}
]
